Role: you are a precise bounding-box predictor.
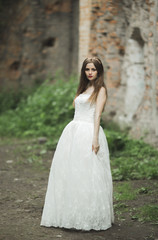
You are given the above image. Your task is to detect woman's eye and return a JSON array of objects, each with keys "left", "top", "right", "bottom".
[{"left": 85, "top": 68, "right": 96, "bottom": 71}]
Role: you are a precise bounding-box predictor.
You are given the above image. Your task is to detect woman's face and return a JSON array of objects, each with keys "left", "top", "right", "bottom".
[{"left": 85, "top": 63, "right": 98, "bottom": 82}]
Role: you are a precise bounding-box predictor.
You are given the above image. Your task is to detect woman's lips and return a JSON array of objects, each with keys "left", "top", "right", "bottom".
[{"left": 88, "top": 76, "right": 93, "bottom": 78}]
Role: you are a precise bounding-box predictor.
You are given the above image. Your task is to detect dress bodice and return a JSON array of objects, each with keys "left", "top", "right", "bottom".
[{"left": 74, "top": 93, "right": 96, "bottom": 123}]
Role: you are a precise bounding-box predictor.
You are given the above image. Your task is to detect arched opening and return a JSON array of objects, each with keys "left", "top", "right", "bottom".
[{"left": 121, "top": 28, "right": 145, "bottom": 123}]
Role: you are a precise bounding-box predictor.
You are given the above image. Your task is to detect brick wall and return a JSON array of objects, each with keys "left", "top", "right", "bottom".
[{"left": 78, "top": 0, "right": 91, "bottom": 70}]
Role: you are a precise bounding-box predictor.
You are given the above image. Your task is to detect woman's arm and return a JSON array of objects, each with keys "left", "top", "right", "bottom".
[{"left": 92, "top": 87, "right": 107, "bottom": 154}]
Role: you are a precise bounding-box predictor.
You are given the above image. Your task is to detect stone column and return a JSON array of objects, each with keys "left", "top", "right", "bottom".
[
  {"left": 148, "top": 0, "right": 158, "bottom": 136},
  {"left": 78, "top": 0, "right": 92, "bottom": 71}
]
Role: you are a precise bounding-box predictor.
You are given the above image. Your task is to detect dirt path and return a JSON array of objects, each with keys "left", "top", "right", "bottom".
[{"left": 0, "top": 138, "right": 158, "bottom": 240}]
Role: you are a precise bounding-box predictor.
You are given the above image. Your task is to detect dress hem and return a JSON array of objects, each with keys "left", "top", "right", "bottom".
[{"left": 40, "top": 223, "right": 113, "bottom": 231}]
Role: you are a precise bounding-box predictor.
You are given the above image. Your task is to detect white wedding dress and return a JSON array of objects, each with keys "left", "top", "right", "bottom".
[{"left": 40, "top": 93, "right": 114, "bottom": 231}]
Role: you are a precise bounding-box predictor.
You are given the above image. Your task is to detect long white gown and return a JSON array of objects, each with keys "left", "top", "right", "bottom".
[{"left": 40, "top": 93, "right": 114, "bottom": 231}]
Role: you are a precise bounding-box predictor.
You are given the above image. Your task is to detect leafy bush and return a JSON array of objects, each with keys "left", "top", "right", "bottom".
[
  {"left": 0, "top": 75, "right": 78, "bottom": 147},
  {"left": 0, "top": 82, "right": 41, "bottom": 114}
]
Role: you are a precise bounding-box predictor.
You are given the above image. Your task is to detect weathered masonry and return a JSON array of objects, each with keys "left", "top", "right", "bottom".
[
  {"left": 79, "top": 0, "right": 158, "bottom": 145},
  {"left": 0, "top": 0, "right": 79, "bottom": 89}
]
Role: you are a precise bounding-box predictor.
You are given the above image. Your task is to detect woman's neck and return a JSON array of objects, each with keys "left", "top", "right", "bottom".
[{"left": 85, "top": 85, "right": 94, "bottom": 94}]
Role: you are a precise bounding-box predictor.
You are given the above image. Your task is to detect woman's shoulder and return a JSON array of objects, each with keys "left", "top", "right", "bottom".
[
  {"left": 98, "top": 87, "right": 106, "bottom": 96},
  {"left": 96, "top": 87, "right": 107, "bottom": 105}
]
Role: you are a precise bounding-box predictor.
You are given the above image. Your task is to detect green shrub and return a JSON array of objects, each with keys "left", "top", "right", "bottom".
[
  {"left": 0, "top": 75, "right": 78, "bottom": 148},
  {"left": 0, "top": 83, "right": 40, "bottom": 114}
]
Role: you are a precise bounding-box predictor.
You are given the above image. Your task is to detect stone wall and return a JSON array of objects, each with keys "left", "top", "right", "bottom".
[
  {"left": 79, "top": 0, "right": 158, "bottom": 145},
  {"left": 0, "top": 0, "right": 79, "bottom": 90}
]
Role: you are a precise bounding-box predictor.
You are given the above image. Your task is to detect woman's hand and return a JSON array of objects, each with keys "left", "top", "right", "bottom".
[{"left": 92, "top": 139, "right": 100, "bottom": 154}]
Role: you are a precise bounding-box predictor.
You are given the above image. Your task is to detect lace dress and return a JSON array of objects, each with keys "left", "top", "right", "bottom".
[{"left": 40, "top": 93, "right": 114, "bottom": 231}]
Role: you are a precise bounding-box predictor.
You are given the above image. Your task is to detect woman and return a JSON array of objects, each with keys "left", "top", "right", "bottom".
[{"left": 40, "top": 57, "right": 114, "bottom": 231}]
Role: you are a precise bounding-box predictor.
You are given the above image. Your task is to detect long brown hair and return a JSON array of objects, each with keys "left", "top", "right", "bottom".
[{"left": 75, "top": 57, "right": 107, "bottom": 104}]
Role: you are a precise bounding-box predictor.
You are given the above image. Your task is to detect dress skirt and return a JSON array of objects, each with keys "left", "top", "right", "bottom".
[{"left": 40, "top": 119, "right": 114, "bottom": 231}]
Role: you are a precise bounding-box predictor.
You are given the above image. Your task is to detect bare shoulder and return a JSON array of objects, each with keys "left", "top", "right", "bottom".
[
  {"left": 96, "top": 87, "right": 107, "bottom": 111},
  {"left": 96, "top": 87, "right": 106, "bottom": 107},
  {"left": 98, "top": 87, "right": 106, "bottom": 98}
]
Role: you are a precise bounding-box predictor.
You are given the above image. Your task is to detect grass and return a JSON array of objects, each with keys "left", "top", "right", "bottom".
[
  {"left": 12, "top": 140, "right": 50, "bottom": 170},
  {"left": 114, "top": 181, "right": 136, "bottom": 221},
  {"left": 133, "top": 205, "right": 158, "bottom": 223},
  {"left": 114, "top": 182, "right": 136, "bottom": 219},
  {"left": 114, "top": 181, "right": 158, "bottom": 224},
  {"left": 107, "top": 132, "right": 158, "bottom": 180},
  {"left": 114, "top": 202, "right": 129, "bottom": 221},
  {"left": 114, "top": 182, "right": 137, "bottom": 201}
]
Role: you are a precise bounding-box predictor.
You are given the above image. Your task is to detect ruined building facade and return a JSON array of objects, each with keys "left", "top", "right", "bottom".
[
  {"left": 0, "top": 0, "right": 158, "bottom": 144},
  {"left": 79, "top": 0, "right": 158, "bottom": 145}
]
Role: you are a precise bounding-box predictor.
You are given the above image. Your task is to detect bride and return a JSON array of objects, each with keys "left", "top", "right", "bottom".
[{"left": 40, "top": 57, "right": 114, "bottom": 231}]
